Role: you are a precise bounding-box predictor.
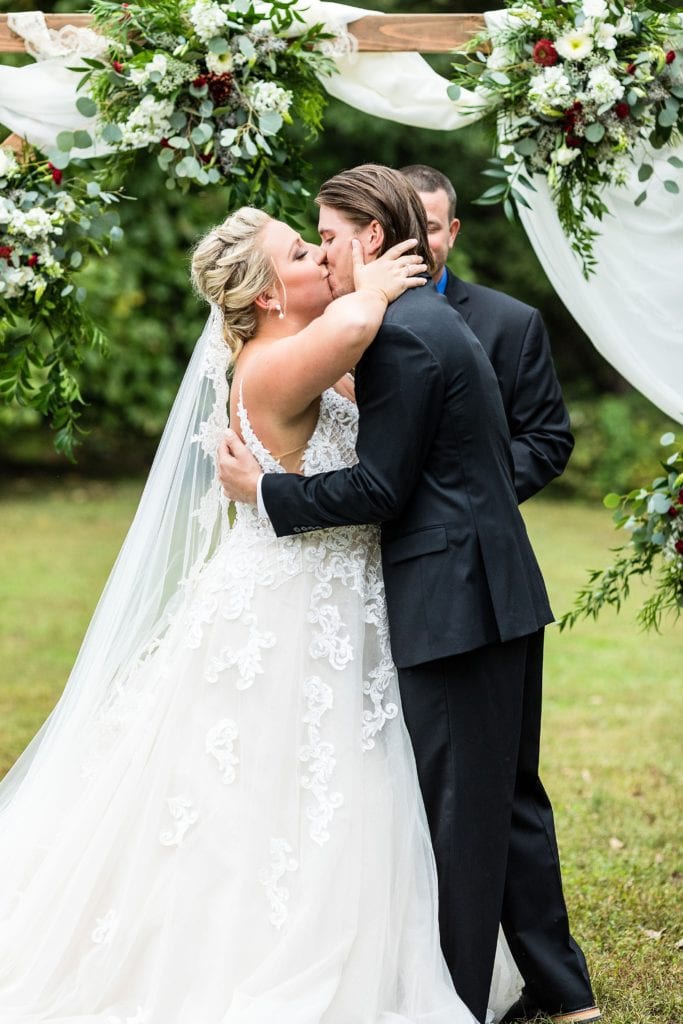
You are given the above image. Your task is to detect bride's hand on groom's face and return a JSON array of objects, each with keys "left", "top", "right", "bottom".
[
  {"left": 217, "top": 430, "right": 261, "bottom": 504},
  {"left": 352, "top": 238, "right": 427, "bottom": 304}
]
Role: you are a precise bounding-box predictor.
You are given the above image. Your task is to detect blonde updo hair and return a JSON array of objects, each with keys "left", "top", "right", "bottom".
[{"left": 191, "top": 207, "right": 275, "bottom": 361}]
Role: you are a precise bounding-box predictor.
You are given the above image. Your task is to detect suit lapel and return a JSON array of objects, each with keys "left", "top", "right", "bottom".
[{"left": 444, "top": 271, "right": 473, "bottom": 325}]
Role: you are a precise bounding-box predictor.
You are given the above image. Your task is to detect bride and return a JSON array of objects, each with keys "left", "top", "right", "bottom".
[{"left": 0, "top": 207, "right": 515, "bottom": 1023}]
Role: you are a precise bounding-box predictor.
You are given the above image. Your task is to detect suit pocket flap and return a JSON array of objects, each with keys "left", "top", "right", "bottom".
[{"left": 384, "top": 525, "right": 448, "bottom": 564}]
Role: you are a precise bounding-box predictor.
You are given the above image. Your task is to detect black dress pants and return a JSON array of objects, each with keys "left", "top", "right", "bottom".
[{"left": 398, "top": 630, "right": 594, "bottom": 1024}]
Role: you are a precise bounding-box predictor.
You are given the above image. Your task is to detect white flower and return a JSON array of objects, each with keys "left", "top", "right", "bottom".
[
  {"left": 130, "top": 53, "right": 169, "bottom": 88},
  {"left": 0, "top": 147, "right": 19, "bottom": 180},
  {"left": 555, "top": 28, "right": 594, "bottom": 61},
  {"left": 9, "top": 207, "right": 55, "bottom": 240},
  {"left": 54, "top": 192, "right": 77, "bottom": 216},
  {"left": 582, "top": 0, "right": 607, "bottom": 19},
  {"left": 0, "top": 264, "right": 35, "bottom": 299},
  {"left": 129, "top": 66, "right": 149, "bottom": 87},
  {"left": 119, "top": 95, "right": 174, "bottom": 148},
  {"left": 553, "top": 144, "right": 582, "bottom": 166},
  {"left": 595, "top": 21, "right": 618, "bottom": 51},
  {"left": 487, "top": 44, "right": 517, "bottom": 72},
  {"left": 614, "top": 13, "right": 635, "bottom": 37},
  {"left": 586, "top": 65, "right": 624, "bottom": 105},
  {"left": 205, "top": 50, "right": 234, "bottom": 75},
  {"left": 509, "top": 4, "right": 541, "bottom": 28},
  {"left": 245, "top": 80, "right": 292, "bottom": 116},
  {"left": 528, "top": 66, "right": 574, "bottom": 114},
  {"left": 187, "top": 0, "right": 228, "bottom": 44}
]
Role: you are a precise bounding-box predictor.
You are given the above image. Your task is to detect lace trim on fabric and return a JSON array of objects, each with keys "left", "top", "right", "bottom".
[{"left": 7, "top": 11, "right": 110, "bottom": 60}]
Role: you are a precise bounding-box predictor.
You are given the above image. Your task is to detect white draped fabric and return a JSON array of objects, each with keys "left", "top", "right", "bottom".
[{"left": 1, "top": 4, "right": 682, "bottom": 421}]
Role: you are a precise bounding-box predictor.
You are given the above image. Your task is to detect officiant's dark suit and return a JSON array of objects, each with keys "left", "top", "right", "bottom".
[
  {"left": 262, "top": 278, "right": 594, "bottom": 1022},
  {"left": 443, "top": 271, "right": 573, "bottom": 504}
]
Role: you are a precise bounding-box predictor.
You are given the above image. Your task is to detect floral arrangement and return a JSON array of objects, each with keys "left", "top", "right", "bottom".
[
  {"left": 449, "top": 0, "right": 683, "bottom": 275},
  {"left": 0, "top": 146, "right": 123, "bottom": 457},
  {"left": 50, "top": 0, "right": 335, "bottom": 209},
  {"left": 559, "top": 433, "right": 683, "bottom": 631}
]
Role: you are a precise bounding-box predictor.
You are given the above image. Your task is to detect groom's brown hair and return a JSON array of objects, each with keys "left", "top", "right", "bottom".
[{"left": 316, "top": 164, "right": 435, "bottom": 275}]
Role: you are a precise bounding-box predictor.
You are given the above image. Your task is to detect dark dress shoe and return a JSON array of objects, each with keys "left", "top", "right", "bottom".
[{"left": 501, "top": 992, "right": 602, "bottom": 1023}]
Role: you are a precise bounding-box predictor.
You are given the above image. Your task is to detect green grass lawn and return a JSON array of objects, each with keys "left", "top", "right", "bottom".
[{"left": 0, "top": 480, "right": 680, "bottom": 1022}]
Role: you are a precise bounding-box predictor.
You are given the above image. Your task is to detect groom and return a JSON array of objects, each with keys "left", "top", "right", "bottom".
[{"left": 217, "top": 165, "right": 598, "bottom": 1024}]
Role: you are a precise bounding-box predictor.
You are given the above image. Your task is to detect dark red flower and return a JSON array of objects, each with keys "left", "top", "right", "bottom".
[
  {"left": 207, "top": 72, "right": 233, "bottom": 105},
  {"left": 675, "top": 539, "right": 683, "bottom": 555},
  {"left": 193, "top": 75, "right": 208, "bottom": 88},
  {"left": 666, "top": 50, "right": 676, "bottom": 65},
  {"left": 626, "top": 62, "right": 636, "bottom": 75},
  {"left": 668, "top": 505, "right": 679, "bottom": 518},
  {"left": 677, "top": 489, "right": 683, "bottom": 504},
  {"left": 47, "top": 162, "right": 63, "bottom": 185},
  {"left": 0, "top": 245, "right": 12, "bottom": 260},
  {"left": 532, "top": 38, "right": 559, "bottom": 67},
  {"left": 112, "top": 60, "right": 124, "bottom": 73},
  {"left": 199, "top": 153, "right": 212, "bottom": 164},
  {"left": 565, "top": 134, "right": 583, "bottom": 148},
  {"left": 27, "top": 253, "right": 39, "bottom": 268},
  {"left": 614, "top": 102, "right": 630, "bottom": 120},
  {"left": 159, "top": 137, "right": 171, "bottom": 148}
]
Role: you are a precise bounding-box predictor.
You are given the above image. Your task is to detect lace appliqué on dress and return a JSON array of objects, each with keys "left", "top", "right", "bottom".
[
  {"left": 160, "top": 796, "right": 199, "bottom": 848},
  {"left": 298, "top": 677, "right": 343, "bottom": 846},
  {"left": 205, "top": 719, "right": 239, "bottom": 785},
  {"left": 259, "top": 838, "right": 298, "bottom": 930}
]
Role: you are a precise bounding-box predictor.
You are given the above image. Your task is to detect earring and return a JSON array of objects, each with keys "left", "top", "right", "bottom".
[{"left": 275, "top": 303, "right": 284, "bottom": 320}]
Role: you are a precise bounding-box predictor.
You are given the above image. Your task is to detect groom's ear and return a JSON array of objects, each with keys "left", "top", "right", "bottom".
[{"left": 363, "top": 219, "right": 385, "bottom": 259}]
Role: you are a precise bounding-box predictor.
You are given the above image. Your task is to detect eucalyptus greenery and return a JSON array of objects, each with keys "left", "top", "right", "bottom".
[
  {"left": 0, "top": 152, "right": 123, "bottom": 458},
  {"left": 449, "top": 0, "right": 683, "bottom": 277},
  {"left": 51, "top": 0, "right": 334, "bottom": 210},
  {"left": 559, "top": 433, "right": 683, "bottom": 632}
]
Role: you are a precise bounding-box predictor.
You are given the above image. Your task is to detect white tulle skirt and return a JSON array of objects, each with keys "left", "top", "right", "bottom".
[{"left": 0, "top": 516, "right": 504, "bottom": 1023}]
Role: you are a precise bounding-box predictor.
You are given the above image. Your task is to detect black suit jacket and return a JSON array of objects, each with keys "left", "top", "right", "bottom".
[
  {"left": 444, "top": 272, "right": 573, "bottom": 503},
  {"left": 263, "top": 285, "right": 553, "bottom": 669}
]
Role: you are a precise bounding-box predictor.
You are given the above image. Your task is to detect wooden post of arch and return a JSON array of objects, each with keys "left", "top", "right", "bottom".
[{"left": 0, "top": 12, "right": 487, "bottom": 150}]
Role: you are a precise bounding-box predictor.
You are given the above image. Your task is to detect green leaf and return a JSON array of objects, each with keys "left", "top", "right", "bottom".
[
  {"left": 514, "top": 137, "right": 537, "bottom": 156},
  {"left": 488, "top": 71, "right": 510, "bottom": 86},
  {"left": 658, "top": 107, "right": 678, "bottom": 128},
  {"left": 100, "top": 123, "right": 123, "bottom": 144},
  {"left": 603, "top": 493, "right": 621, "bottom": 509},
  {"left": 671, "top": 84, "right": 683, "bottom": 100},
  {"left": 168, "top": 135, "right": 190, "bottom": 149},
  {"left": 169, "top": 111, "right": 187, "bottom": 130},
  {"left": 584, "top": 122, "right": 605, "bottom": 143},
  {"left": 86, "top": 181, "right": 101, "bottom": 197},
  {"left": 76, "top": 96, "right": 98, "bottom": 118},
  {"left": 70, "top": 251, "right": 83, "bottom": 268},
  {"left": 109, "top": 226, "right": 124, "bottom": 242},
  {"left": 73, "top": 130, "right": 93, "bottom": 149},
  {"left": 190, "top": 123, "right": 213, "bottom": 145},
  {"left": 664, "top": 179, "right": 680, "bottom": 194},
  {"left": 447, "top": 84, "right": 462, "bottom": 101},
  {"left": 47, "top": 149, "right": 71, "bottom": 171},
  {"left": 660, "top": 432, "right": 676, "bottom": 446},
  {"left": 480, "top": 183, "right": 508, "bottom": 199},
  {"left": 634, "top": 190, "right": 647, "bottom": 207},
  {"left": 638, "top": 163, "right": 653, "bottom": 182},
  {"left": 259, "top": 111, "right": 283, "bottom": 136},
  {"left": 208, "top": 36, "right": 229, "bottom": 54},
  {"left": 238, "top": 35, "right": 256, "bottom": 60},
  {"left": 56, "top": 131, "right": 75, "bottom": 152},
  {"left": 667, "top": 155, "right": 683, "bottom": 169}
]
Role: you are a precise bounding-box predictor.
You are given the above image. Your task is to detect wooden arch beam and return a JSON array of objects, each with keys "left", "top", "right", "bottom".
[{"left": 0, "top": 12, "right": 486, "bottom": 54}]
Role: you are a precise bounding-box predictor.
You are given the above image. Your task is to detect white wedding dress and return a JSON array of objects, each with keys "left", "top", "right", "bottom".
[{"left": 0, "top": 383, "right": 498, "bottom": 1024}]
